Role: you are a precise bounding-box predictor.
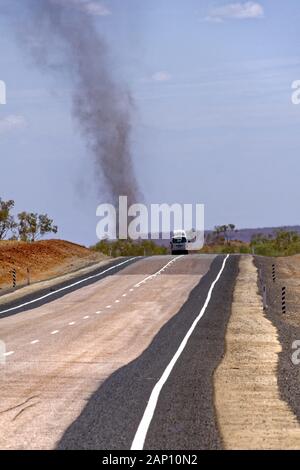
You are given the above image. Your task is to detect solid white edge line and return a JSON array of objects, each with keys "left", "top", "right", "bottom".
[
  {"left": 0, "top": 257, "right": 137, "bottom": 315},
  {"left": 131, "top": 254, "right": 230, "bottom": 450}
]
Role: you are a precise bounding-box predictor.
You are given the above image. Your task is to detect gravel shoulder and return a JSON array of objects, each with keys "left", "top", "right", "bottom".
[
  {"left": 215, "top": 255, "right": 300, "bottom": 449},
  {"left": 254, "top": 255, "right": 300, "bottom": 429}
]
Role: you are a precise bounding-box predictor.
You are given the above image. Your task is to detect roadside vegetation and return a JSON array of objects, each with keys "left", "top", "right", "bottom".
[
  {"left": 92, "top": 225, "right": 300, "bottom": 258},
  {"left": 201, "top": 224, "right": 300, "bottom": 257},
  {"left": 200, "top": 224, "right": 251, "bottom": 254},
  {"left": 250, "top": 230, "right": 300, "bottom": 257},
  {"left": 200, "top": 241, "right": 251, "bottom": 255},
  {"left": 92, "top": 239, "right": 168, "bottom": 257},
  {"left": 2, "top": 197, "right": 299, "bottom": 258},
  {"left": 0, "top": 197, "right": 58, "bottom": 242}
]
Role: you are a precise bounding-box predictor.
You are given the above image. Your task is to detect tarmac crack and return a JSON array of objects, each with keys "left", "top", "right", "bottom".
[
  {"left": 12, "top": 402, "right": 39, "bottom": 422},
  {"left": 0, "top": 395, "right": 40, "bottom": 415}
]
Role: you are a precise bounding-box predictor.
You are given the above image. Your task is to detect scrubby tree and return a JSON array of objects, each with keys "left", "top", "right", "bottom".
[
  {"left": 251, "top": 233, "right": 268, "bottom": 245},
  {"left": 17, "top": 212, "right": 58, "bottom": 242},
  {"left": 38, "top": 214, "right": 58, "bottom": 239},
  {"left": 213, "top": 224, "right": 236, "bottom": 245},
  {"left": 273, "top": 230, "right": 300, "bottom": 253},
  {"left": 228, "top": 224, "right": 236, "bottom": 239},
  {"left": 212, "top": 225, "right": 225, "bottom": 244},
  {"left": 0, "top": 198, "right": 17, "bottom": 240}
]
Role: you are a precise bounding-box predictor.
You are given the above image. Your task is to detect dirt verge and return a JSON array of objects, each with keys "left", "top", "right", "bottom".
[
  {"left": 214, "top": 255, "right": 300, "bottom": 449},
  {"left": 255, "top": 255, "right": 300, "bottom": 430},
  {"left": 0, "top": 239, "right": 107, "bottom": 294}
]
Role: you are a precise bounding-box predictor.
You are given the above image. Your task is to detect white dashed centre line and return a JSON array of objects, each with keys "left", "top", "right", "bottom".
[
  {"left": 30, "top": 340, "right": 40, "bottom": 345},
  {"left": 0, "top": 257, "right": 138, "bottom": 316},
  {"left": 4, "top": 351, "right": 14, "bottom": 357},
  {"left": 134, "top": 256, "right": 183, "bottom": 289},
  {"left": 2, "top": 257, "right": 180, "bottom": 362}
]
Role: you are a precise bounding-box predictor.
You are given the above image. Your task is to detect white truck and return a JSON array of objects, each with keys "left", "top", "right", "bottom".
[{"left": 170, "top": 230, "right": 189, "bottom": 255}]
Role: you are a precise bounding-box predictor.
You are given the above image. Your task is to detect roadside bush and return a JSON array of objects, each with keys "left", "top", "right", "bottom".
[
  {"left": 251, "top": 230, "right": 300, "bottom": 257},
  {"left": 92, "top": 239, "right": 168, "bottom": 257},
  {"left": 239, "top": 245, "right": 251, "bottom": 254}
]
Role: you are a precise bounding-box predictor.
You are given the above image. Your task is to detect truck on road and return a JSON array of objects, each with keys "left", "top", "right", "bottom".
[{"left": 170, "top": 230, "right": 189, "bottom": 255}]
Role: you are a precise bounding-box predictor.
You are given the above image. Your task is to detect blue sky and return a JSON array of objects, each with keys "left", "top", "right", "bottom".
[{"left": 1, "top": 0, "right": 300, "bottom": 245}]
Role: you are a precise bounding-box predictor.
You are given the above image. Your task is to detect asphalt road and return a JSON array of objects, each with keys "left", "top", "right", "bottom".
[
  {"left": 58, "top": 255, "right": 238, "bottom": 450},
  {"left": 0, "top": 254, "right": 238, "bottom": 450},
  {"left": 0, "top": 257, "right": 139, "bottom": 319}
]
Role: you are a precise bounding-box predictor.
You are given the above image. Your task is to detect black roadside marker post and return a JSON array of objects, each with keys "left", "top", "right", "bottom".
[
  {"left": 27, "top": 267, "right": 31, "bottom": 286},
  {"left": 263, "top": 285, "right": 268, "bottom": 310},
  {"left": 282, "top": 286, "right": 286, "bottom": 314},
  {"left": 11, "top": 269, "right": 16, "bottom": 289},
  {"left": 272, "top": 263, "right": 276, "bottom": 282}
]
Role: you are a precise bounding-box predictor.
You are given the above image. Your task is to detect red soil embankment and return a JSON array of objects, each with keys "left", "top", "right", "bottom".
[{"left": 0, "top": 239, "right": 106, "bottom": 291}]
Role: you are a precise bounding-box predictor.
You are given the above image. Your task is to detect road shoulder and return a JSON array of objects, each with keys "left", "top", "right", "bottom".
[
  {"left": 214, "top": 255, "right": 300, "bottom": 450},
  {"left": 255, "top": 255, "right": 300, "bottom": 432}
]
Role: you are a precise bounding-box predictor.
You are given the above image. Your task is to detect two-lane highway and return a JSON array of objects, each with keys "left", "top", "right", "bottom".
[{"left": 0, "top": 254, "right": 238, "bottom": 450}]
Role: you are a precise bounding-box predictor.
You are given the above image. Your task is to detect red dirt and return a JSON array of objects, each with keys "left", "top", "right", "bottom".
[{"left": 0, "top": 239, "right": 106, "bottom": 291}]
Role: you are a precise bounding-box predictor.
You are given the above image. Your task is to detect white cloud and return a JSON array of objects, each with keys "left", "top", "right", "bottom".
[
  {"left": 53, "top": 0, "right": 111, "bottom": 16},
  {"left": 205, "top": 2, "right": 264, "bottom": 22},
  {"left": 152, "top": 71, "right": 172, "bottom": 82},
  {"left": 0, "top": 115, "right": 26, "bottom": 133}
]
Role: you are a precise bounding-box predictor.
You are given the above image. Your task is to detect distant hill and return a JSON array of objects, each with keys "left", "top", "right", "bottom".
[
  {"left": 221, "top": 226, "right": 300, "bottom": 243},
  {"left": 150, "top": 226, "right": 300, "bottom": 247}
]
